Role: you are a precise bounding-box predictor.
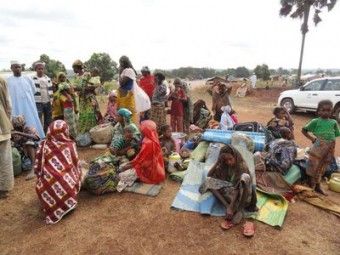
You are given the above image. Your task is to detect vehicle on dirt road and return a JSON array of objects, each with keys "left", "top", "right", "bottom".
[{"left": 278, "top": 77, "right": 340, "bottom": 123}]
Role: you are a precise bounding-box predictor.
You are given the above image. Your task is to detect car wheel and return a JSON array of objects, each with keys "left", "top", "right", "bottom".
[
  {"left": 281, "top": 98, "right": 295, "bottom": 113},
  {"left": 334, "top": 106, "right": 340, "bottom": 124}
]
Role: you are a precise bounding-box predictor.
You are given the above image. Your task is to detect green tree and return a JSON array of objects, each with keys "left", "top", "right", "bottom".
[
  {"left": 277, "top": 67, "right": 290, "bottom": 75},
  {"left": 280, "top": 0, "right": 337, "bottom": 87},
  {"left": 254, "top": 64, "right": 271, "bottom": 80},
  {"left": 32, "top": 54, "right": 66, "bottom": 79},
  {"left": 85, "top": 53, "right": 118, "bottom": 82},
  {"left": 234, "top": 66, "right": 250, "bottom": 78}
]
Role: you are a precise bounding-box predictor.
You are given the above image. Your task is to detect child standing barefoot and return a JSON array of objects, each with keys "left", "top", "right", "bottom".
[
  {"left": 168, "top": 81, "right": 187, "bottom": 132},
  {"left": 302, "top": 100, "right": 340, "bottom": 195},
  {"left": 199, "top": 145, "right": 257, "bottom": 237}
]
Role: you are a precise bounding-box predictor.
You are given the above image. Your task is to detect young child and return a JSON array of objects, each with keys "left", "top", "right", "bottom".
[
  {"left": 302, "top": 100, "right": 340, "bottom": 195},
  {"left": 110, "top": 126, "right": 139, "bottom": 161},
  {"left": 199, "top": 145, "right": 257, "bottom": 237},
  {"left": 59, "top": 82, "right": 77, "bottom": 140},
  {"left": 279, "top": 127, "right": 294, "bottom": 141},
  {"left": 167, "top": 82, "right": 187, "bottom": 132},
  {"left": 105, "top": 90, "right": 118, "bottom": 123},
  {"left": 11, "top": 115, "right": 40, "bottom": 180},
  {"left": 159, "top": 125, "right": 176, "bottom": 165},
  {"left": 267, "top": 106, "right": 294, "bottom": 139}
]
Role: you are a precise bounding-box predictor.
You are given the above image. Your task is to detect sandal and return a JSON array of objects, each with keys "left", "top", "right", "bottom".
[
  {"left": 220, "top": 220, "right": 234, "bottom": 230},
  {"left": 243, "top": 221, "right": 255, "bottom": 237}
]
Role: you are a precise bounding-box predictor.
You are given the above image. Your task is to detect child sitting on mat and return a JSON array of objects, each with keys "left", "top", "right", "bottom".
[{"left": 199, "top": 145, "right": 257, "bottom": 237}]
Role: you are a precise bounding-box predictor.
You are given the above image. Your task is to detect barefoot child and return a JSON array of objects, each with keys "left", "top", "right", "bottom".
[
  {"left": 199, "top": 145, "right": 257, "bottom": 237},
  {"left": 167, "top": 81, "right": 187, "bottom": 132},
  {"left": 302, "top": 100, "right": 340, "bottom": 195},
  {"left": 159, "top": 125, "right": 176, "bottom": 165}
]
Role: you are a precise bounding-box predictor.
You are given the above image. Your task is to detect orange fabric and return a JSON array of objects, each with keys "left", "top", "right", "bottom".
[{"left": 132, "top": 120, "right": 165, "bottom": 184}]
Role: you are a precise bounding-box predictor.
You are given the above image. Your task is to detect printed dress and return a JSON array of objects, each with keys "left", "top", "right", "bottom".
[{"left": 34, "top": 121, "right": 82, "bottom": 224}]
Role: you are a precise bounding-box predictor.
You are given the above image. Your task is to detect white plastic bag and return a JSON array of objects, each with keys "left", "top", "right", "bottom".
[
  {"left": 220, "top": 106, "right": 234, "bottom": 130},
  {"left": 133, "top": 83, "right": 151, "bottom": 113}
]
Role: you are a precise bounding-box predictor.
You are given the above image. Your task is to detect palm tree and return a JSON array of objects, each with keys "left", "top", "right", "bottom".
[{"left": 280, "top": 0, "right": 337, "bottom": 87}]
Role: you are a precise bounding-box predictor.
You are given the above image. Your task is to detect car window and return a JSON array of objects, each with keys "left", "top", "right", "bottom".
[
  {"left": 323, "top": 79, "right": 340, "bottom": 91},
  {"left": 304, "top": 80, "right": 323, "bottom": 91}
]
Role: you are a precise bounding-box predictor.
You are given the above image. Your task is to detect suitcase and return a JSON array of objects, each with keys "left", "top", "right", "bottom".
[{"left": 233, "top": 122, "right": 265, "bottom": 133}]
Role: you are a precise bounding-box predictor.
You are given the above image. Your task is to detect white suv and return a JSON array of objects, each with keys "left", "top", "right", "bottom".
[{"left": 278, "top": 77, "right": 340, "bottom": 123}]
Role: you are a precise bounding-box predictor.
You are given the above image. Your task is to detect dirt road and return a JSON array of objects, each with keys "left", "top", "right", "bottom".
[{"left": 0, "top": 87, "right": 339, "bottom": 255}]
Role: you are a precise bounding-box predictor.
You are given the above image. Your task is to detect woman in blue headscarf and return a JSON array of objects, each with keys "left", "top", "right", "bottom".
[{"left": 111, "top": 108, "right": 140, "bottom": 145}]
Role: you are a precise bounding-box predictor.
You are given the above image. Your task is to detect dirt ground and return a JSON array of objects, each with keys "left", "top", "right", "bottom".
[{"left": 1, "top": 85, "right": 340, "bottom": 255}]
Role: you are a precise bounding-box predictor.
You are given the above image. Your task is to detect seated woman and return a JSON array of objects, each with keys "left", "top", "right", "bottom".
[
  {"left": 267, "top": 107, "right": 294, "bottom": 140},
  {"left": 111, "top": 108, "right": 140, "bottom": 146},
  {"left": 110, "top": 126, "right": 140, "bottom": 162},
  {"left": 117, "top": 120, "right": 166, "bottom": 191},
  {"left": 199, "top": 145, "right": 257, "bottom": 237},
  {"left": 34, "top": 120, "right": 82, "bottom": 224},
  {"left": 11, "top": 115, "right": 40, "bottom": 180},
  {"left": 193, "top": 100, "right": 212, "bottom": 129}
]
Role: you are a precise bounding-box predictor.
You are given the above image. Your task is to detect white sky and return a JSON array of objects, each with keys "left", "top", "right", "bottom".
[{"left": 0, "top": 0, "right": 339, "bottom": 70}]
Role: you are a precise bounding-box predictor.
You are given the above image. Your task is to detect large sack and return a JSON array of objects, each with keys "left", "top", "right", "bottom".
[
  {"left": 133, "top": 83, "right": 151, "bottom": 113},
  {"left": 89, "top": 123, "right": 113, "bottom": 144},
  {"left": 76, "top": 132, "right": 92, "bottom": 147},
  {"left": 12, "top": 147, "right": 22, "bottom": 176}
]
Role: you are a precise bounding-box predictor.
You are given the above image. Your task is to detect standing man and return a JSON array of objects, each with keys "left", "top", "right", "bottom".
[
  {"left": 0, "top": 76, "right": 14, "bottom": 199},
  {"left": 207, "top": 82, "right": 233, "bottom": 121},
  {"left": 7, "top": 61, "right": 45, "bottom": 139},
  {"left": 250, "top": 73, "right": 257, "bottom": 89},
  {"left": 139, "top": 66, "right": 155, "bottom": 121},
  {"left": 32, "top": 62, "right": 53, "bottom": 133}
]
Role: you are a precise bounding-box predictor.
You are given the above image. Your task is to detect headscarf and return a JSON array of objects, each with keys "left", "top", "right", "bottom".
[
  {"left": 108, "top": 90, "right": 117, "bottom": 98},
  {"left": 117, "top": 108, "right": 132, "bottom": 124},
  {"left": 193, "top": 99, "right": 209, "bottom": 124},
  {"left": 12, "top": 115, "right": 26, "bottom": 128},
  {"left": 131, "top": 120, "right": 165, "bottom": 184},
  {"left": 72, "top": 59, "right": 86, "bottom": 69},
  {"left": 141, "top": 66, "right": 150, "bottom": 73},
  {"left": 46, "top": 120, "right": 72, "bottom": 143},
  {"left": 119, "top": 55, "right": 137, "bottom": 75},
  {"left": 208, "top": 145, "right": 250, "bottom": 184},
  {"left": 56, "top": 72, "right": 66, "bottom": 83}
]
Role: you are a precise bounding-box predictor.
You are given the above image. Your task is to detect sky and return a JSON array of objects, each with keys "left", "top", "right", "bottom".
[{"left": 0, "top": 0, "right": 340, "bottom": 71}]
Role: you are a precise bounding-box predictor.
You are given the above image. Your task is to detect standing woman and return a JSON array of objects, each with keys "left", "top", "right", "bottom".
[
  {"left": 149, "top": 73, "right": 167, "bottom": 134},
  {"left": 177, "top": 79, "right": 193, "bottom": 133},
  {"left": 72, "top": 60, "right": 99, "bottom": 135},
  {"left": 117, "top": 56, "right": 137, "bottom": 123},
  {"left": 35, "top": 120, "right": 82, "bottom": 224},
  {"left": 139, "top": 66, "right": 155, "bottom": 122}
]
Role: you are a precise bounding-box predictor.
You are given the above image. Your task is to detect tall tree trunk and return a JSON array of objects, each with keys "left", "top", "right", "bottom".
[
  {"left": 296, "top": 1, "right": 312, "bottom": 88},
  {"left": 296, "top": 33, "right": 306, "bottom": 88}
]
